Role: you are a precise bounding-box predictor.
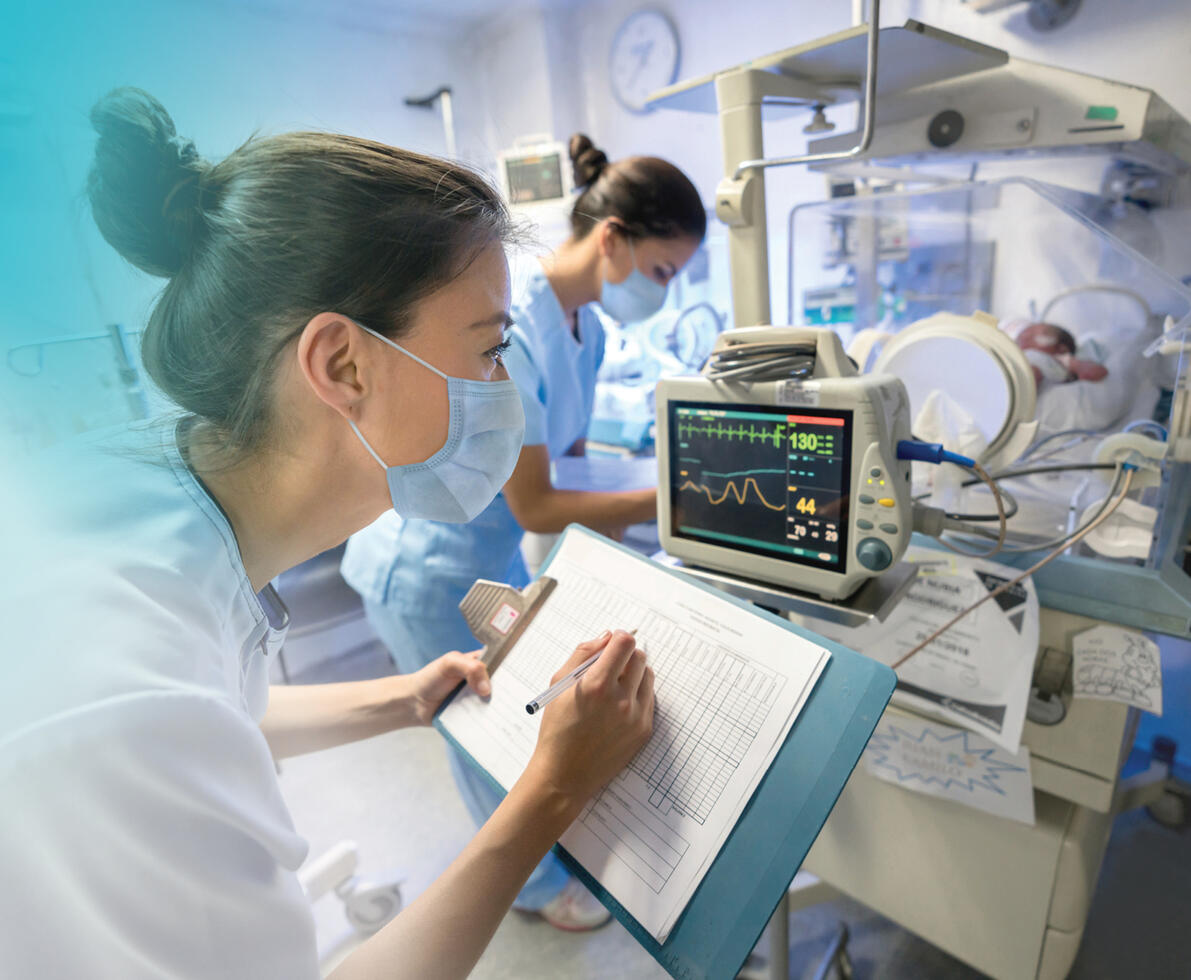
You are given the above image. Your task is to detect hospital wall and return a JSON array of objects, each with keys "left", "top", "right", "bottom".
[{"left": 1, "top": 0, "right": 458, "bottom": 453}]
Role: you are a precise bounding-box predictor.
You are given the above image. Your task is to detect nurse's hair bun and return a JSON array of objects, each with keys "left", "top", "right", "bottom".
[
  {"left": 87, "top": 87, "right": 210, "bottom": 278},
  {"left": 568, "top": 133, "right": 609, "bottom": 189}
]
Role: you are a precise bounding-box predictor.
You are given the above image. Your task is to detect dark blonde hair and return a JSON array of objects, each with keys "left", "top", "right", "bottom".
[
  {"left": 567, "top": 133, "right": 705, "bottom": 243},
  {"left": 88, "top": 87, "right": 511, "bottom": 454}
]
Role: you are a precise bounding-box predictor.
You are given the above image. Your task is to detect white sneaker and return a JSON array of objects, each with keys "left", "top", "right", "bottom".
[{"left": 538, "top": 878, "right": 612, "bottom": 932}]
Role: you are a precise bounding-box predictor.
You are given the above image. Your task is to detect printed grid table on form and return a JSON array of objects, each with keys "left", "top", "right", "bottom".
[{"left": 507, "top": 561, "right": 787, "bottom": 892}]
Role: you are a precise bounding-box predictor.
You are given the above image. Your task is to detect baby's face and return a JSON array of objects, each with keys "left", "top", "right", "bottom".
[
  {"left": 1022, "top": 347, "right": 1073, "bottom": 385},
  {"left": 1016, "top": 321, "right": 1109, "bottom": 385},
  {"left": 1017, "top": 322, "right": 1076, "bottom": 356}
]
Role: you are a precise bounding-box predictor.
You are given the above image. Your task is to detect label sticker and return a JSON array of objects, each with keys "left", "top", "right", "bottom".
[
  {"left": 489, "top": 603, "right": 520, "bottom": 636},
  {"left": 776, "top": 380, "right": 821, "bottom": 407},
  {"left": 1073, "top": 625, "right": 1162, "bottom": 715}
]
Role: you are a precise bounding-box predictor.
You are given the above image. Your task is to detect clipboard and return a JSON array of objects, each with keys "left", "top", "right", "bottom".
[{"left": 435, "top": 525, "right": 895, "bottom": 980}]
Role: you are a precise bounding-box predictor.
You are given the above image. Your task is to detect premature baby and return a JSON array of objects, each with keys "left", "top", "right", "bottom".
[{"left": 1016, "top": 322, "right": 1109, "bottom": 387}]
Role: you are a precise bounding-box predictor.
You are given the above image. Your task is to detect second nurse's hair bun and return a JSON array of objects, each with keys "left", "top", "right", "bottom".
[
  {"left": 87, "top": 87, "right": 210, "bottom": 279},
  {"left": 568, "top": 133, "right": 609, "bottom": 189}
]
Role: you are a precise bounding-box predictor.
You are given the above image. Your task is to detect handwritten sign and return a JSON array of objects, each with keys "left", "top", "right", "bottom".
[
  {"left": 863, "top": 715, "right": 1035, "bottom": 824},
  {"left": 1072, "top": 625, "right": 1163, "bottom": 715}
]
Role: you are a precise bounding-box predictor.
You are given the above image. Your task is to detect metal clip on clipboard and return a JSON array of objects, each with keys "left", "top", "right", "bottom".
[{"left": 458, "top": 576, "right": 558, "bottom": 675}]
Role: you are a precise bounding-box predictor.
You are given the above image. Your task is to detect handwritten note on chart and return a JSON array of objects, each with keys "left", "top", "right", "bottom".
[
  {"left": 1072, "top": 625, "right": 1163, "bottom": 715},
  {"left": 863, "top": 714, "right": 1035, "bottom": 825}
]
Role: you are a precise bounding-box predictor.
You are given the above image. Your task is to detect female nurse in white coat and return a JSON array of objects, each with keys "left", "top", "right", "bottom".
[
  {"left": 0, "top": 89, "right": 654, "bottom": 979},
  {"left": 341, "top": 134, "right": 704, "bottom": 929}
]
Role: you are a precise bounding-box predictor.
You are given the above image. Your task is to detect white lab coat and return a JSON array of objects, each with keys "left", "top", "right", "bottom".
[{"left": 0, "top": 422, "right": 317, "bottom": 978}]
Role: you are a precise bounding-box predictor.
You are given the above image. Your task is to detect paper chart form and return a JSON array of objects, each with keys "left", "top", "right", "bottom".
[{"left": 438, "top": 531, "right": 829, "bottom": 941}]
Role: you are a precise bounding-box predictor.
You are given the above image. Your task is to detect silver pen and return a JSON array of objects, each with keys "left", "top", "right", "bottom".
[{"left": 525, "top": 629, "right": 638, "bottom": 715}]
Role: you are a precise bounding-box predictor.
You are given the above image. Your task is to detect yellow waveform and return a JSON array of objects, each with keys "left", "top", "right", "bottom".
[{"left": 679, "top": 477, "right": 787, "bottom": 511}]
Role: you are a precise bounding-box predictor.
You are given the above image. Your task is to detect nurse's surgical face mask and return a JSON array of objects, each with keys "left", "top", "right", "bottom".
[
  {"left": 347, "top": 321, "right": 525, "bottom": 523},
  {"left": 599, "top": 237, "right": 667, "bottom": 324}
]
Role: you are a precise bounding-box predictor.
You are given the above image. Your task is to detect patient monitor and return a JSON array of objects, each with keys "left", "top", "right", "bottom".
[{"left": 656, "top": 328, "right": 913, "bottom": 601}]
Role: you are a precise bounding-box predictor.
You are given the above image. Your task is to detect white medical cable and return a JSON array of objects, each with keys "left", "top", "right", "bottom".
[
  {"left": 702, "top": 342, "right": 817, "bottom": 382},
  {"left": 891, "top": 466, "right": 1137, "bottom": 671},
  {"left": 931, "top": 459, "right": 1008, "bottom": 559},
  {"left": 958, "top": 465, "right": 1125, "bottom": 555}
]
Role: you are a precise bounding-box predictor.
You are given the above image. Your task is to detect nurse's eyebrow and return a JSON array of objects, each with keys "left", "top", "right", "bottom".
[{"left": 469, "top": 312, "right": 514, "bottom": 329}]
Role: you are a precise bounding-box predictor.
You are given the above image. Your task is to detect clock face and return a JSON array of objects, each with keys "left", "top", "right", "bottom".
[{"left": 609, "top": 9, "right": 680, "bottom": 115}]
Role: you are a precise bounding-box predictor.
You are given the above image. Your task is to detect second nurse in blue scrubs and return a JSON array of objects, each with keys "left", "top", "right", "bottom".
[{"left": 342, "top": 133, "right": 705, "bottom": 929}]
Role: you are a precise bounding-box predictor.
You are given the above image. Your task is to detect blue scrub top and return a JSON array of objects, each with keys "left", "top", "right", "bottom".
[{"left": 341, "top": 259, "right": 606, "bottom": 613}]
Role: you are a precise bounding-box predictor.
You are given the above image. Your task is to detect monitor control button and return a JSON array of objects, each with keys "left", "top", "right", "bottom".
[
  {"left": 857, "top": 519, "right": 874, "bottom": 530},
  {"left": 858, "top": 494, "right": 875, "bottom": 505},
  {"left": 878, "top": 497, "right": 895, "bottom": 508},
  {"left": 856, "top": 538, "right": 893, "bottom": 571},
  {"left": 870, "top": 468, "right": 882, "bottom": 478},
  {"left": 880, "top": 523, "right": 898, "bottom": 535}
]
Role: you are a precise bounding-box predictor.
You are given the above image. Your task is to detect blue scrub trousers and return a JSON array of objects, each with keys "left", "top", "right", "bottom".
[{"left": 362, "top": 593, "right": 571, "bottom": 911}]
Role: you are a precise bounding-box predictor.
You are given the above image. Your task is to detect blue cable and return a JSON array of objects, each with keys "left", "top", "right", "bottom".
[{"left": 896, "top": 440, "right": 976, "bottom": 468}]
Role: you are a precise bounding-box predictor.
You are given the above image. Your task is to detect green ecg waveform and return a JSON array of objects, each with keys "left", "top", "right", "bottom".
[{"left": 677, "top": 420, "right": 790, "bottom": 447}]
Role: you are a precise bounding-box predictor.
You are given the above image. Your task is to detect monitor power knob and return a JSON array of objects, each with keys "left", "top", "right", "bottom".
[{"left": 856, "top": 537, "right": 893, "bottom": 572}]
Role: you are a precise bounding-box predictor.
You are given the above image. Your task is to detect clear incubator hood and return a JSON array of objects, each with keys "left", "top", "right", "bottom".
[{"left": 788, "top": 176, "right": 1191, "bottom": 634}]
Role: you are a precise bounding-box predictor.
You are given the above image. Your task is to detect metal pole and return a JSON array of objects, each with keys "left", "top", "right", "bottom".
[
  {"left": 733, "top": 0, "right": 881, "bottom": 180},
  {"left": 716, "top": 71, "right": 772, "bottom": 327}
]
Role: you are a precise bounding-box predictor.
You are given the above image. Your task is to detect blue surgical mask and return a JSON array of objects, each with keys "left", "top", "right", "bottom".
[
  {"left": 348, "top": 321, "right": 525, "bottom": 523},
  {"left": 599, "top": 238, "right": 667, "bottom": 324}
]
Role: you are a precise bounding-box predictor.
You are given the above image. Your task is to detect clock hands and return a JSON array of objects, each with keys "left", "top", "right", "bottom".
[{"left": 626, "top": 39, "right": 655, "bottom": 87}]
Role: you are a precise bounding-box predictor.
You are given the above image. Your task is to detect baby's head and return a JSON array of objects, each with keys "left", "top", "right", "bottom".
[
  {"left": 1016, "top": 321, "right": 1108, "bottom": 385},
  {"left": 1017, "top": 322, "right": 1077, "bottom": 357}
]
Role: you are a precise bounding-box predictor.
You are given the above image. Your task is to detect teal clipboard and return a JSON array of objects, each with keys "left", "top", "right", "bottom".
[{"left": 434, "top": 524, "right": 895, "bottom": 980}]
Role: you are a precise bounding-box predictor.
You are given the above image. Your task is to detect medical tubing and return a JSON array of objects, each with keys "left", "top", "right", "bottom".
[
  {"left": 1123, "top": 419, "right": 1168, "bottom": 441},
  {"left": 890, "top": 466, "right": 1137, "bottom": 672},
  {"left": 977, "top": 461, "right": 1119, "bottom": 481},
  {"left": 912, "top": 486, "right": 1020, "bottom": 521},
  {"left": 895, "top": 440, "right": 975, "bottom": 468},
  {"left": 1020, "top": 429, "right": 1102, "bottom": 461},
  {"left": 934, "top": 486, "right": 1019, "bottom": 522},
  {"left": 958, "top": 465, "right": 1126, "bottom": 555},
  {"left": 933, "top": 459, "right": 1008, "bottom": 558},
  {"left": 914, "top": 461, "right": 1122, "bottom": 521},
  {"left": 895, "top": 442, "right": 1007, "bottom": 556}
]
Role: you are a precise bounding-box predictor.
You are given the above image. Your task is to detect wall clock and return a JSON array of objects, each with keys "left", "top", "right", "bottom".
[{"left": 609, "top": 9, "right": 681, "bottom": 115}]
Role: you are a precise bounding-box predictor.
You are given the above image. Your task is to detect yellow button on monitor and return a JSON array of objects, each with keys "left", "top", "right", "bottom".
[{"left": 878, "top": 497, "right": 895, "bottom": 508}]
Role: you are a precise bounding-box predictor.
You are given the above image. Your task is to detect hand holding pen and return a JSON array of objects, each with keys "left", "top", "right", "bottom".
[
  {"left": 523, "top": 629, "right": 654, "bottom": 804},
  {"left": 526, "top": 628, "right": 639, "bottom": 715}
]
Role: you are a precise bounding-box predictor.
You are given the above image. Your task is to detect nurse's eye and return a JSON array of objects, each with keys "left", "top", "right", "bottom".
[{"left": 485, "top": 338, "right": 512, "bottom": 364}]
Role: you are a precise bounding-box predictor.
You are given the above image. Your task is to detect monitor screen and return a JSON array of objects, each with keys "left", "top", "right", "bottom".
[
  {"left": 505, "top": 153, "right": 565, "bottom": 204},
  {"left": 668, "top": 401, "right": 852, "bottom": 572}
]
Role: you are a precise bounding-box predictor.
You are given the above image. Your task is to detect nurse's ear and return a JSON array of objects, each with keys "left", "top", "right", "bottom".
[
  {"left": 293, "top": 313, "right": 368, "bottom": 419},
  {"left": 596, "top": 220, "right": 633, "bottom": 284},
  {"left": 596, "top": 219, "right": 624, "bottom": 257}
]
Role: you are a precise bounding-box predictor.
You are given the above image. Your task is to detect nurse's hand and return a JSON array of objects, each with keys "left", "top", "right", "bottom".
[
  {"left": 408, "top": 651, "right": 492, "bottom": 726},
  {"left": 524, "top": 630, "right": 654, "bottom": 806}
]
